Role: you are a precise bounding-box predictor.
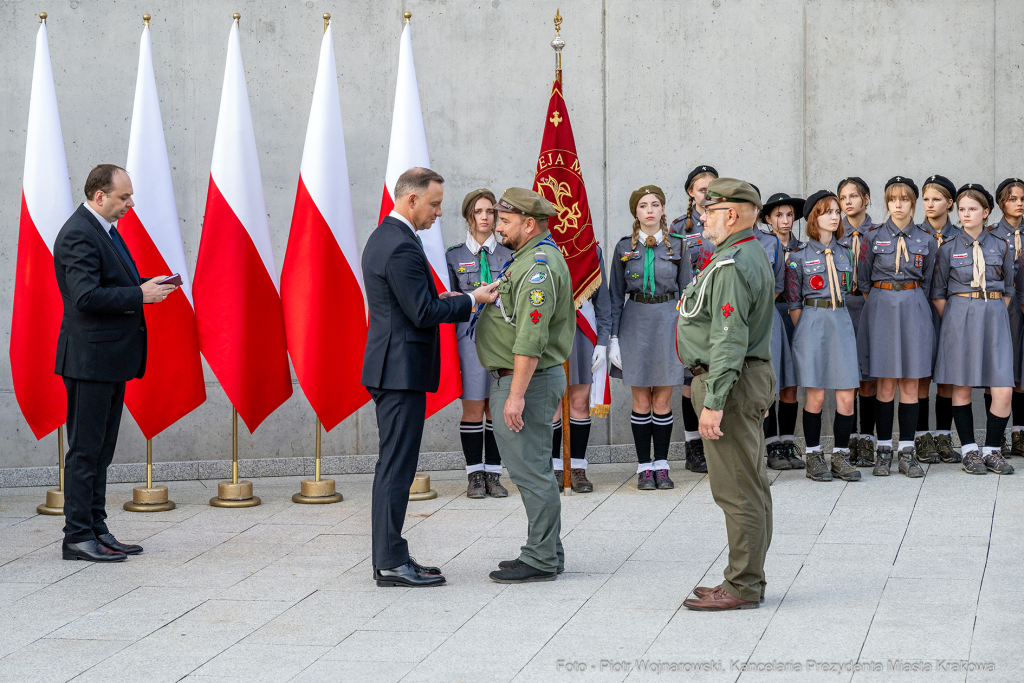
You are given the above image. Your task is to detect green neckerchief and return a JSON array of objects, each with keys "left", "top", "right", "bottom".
[
  {"left": 642, "top": 239, "right": 656, "bottom": 296},
  {"left": 477, "top": 247, "right": 492, "bottom": 284}
]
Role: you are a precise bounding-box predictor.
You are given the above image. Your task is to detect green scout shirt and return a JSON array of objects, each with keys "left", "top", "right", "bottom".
[
  {"left": 675, "top": 227, "right": 774, "bottom": 411},
  {"left": 475, "top": 230, "right": 575, "bottom": 371}
]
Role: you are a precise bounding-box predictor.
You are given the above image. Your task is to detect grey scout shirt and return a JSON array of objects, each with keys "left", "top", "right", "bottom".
[
  {"left": 671, "top": 209, "right": 714, "bottom": 275},
  {"left": 445, "top": 237, "right": 513, "bottom": 295},
  {"left": 754, "top": 228, "right": 785, "bottom": 295},
  {"left": 858, "top": 219, "right": 936, "bottom": 299},
  {"left": 918, "top": 216, "right": 961, "bottom": 248},
  {"left": 838, "top": 213, "right": 875, "bottom": 293},
  {"left": 990, "top": 217, "right": 1024, "bottom": 268},
  {"left": 589, "top": 244, "right": 612, "bottom": 346},
  {"left": 609, "top": 232, "right": 691, "bottom": 336},
  {"left": 784, "top": 238, "right": 854, "bottom": 309},
  {"left": 932, "top": 229, "right": 1016, "bottom": 299}
]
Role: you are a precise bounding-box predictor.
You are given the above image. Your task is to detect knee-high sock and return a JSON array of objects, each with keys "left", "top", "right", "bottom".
[
  {"left": 984, "top": 393, "right": 992, "bottom": 414},
  {"left": 985, "top": 410, "right": 1010, "bottom": 452},
  {"left": 631, "top": 411, "right": 653, "bottom": 464},
  {"left": 875, "top": 399, "right": 895, "bottom": 443},
  {"left": 833, "top": 411, "right": 855, "bottom": 450},
  {"left": 460, "top": 421, "right": 484, "bottom": 472},
  {"left": 952, "top": 404, "right": 976, "bottom": 450},
  {"left": 860, "top": 395, "right": 876, "bottom": 440},
  {"left": 851, "top": 398, "right": 859, "bottom": 437},
  {"left": 803, "top": 410, "right": 822, "bottom": 451},
  {"left": 569, "top": 416, "right": 591, "bottom": 468},
  {"left": 1013, "top": 392, "right": 1024, "bottom": 427},
  {"left": 681, "top": 397, "right": 700, "bottom": 441},
  {"left": 898, "top": 402, "right": 919, "bottom": 444},
  {"left": 779, "top": 401, "right": 798, "bottom": 441},
  {"left": 763, "top": 402, "right": 778, "bottom": 442},
  {"left": 483, "top": 419, "right": 501, "bottom": 472},
  {"left": 935, "top": 395, "right": 953, "bottom": 432},
  {"left": 916, "top": 396, "right": 930, "bottom": 432},
  {"left": 551, "top": 419, "right": 563, "bottom": 470},
  {"left": 652, "top": 412, "right": 673, "bottom": 466}
]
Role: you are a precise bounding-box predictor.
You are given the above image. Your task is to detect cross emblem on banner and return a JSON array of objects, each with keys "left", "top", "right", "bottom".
[{"left": 549, "top": 111, "right": 562, "bottom": 127}]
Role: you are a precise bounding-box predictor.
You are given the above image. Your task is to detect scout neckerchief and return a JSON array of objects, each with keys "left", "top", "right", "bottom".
[
  {"left": 823, "top": 239, "right": 843, "bottom": 311},
  {"left": 643, "top": 235, "right": 657, "bottom": 296},
  {"left": 477, "top": 247, "right": 492, "bottom": 284},
  {"left": 893, "top": 222, "right": 911, "bottom": 275},
  {"left": 970, "top": 233, "right": 987, "bottom": 296}
]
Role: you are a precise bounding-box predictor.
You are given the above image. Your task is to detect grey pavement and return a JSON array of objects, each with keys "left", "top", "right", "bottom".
[{"left": 0, "top": 461, "right": 1021, "bottom": 683}]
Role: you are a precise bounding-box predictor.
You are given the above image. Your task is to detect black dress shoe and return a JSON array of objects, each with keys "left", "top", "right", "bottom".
[
  {"left": 63, "top": 539, "right": 127, "bottom": 563},
  {"left": 373, "top": 561, "right": 445, "bottom": 587},
  {"left": 97, "top": 533, "right": 143, "bottom": 555},
  {"left": 408, "top": 557, "right": 442, "bottom": 576}
]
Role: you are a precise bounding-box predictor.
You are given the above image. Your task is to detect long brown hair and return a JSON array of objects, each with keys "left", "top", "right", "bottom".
[{"left": 805, "top": 197, "right": 844, "bottom": 243}]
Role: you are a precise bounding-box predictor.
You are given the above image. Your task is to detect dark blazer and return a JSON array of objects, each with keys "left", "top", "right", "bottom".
[
  {"left": 360, "top": 216, "right": 473, "bottom": 393},
  {"left": 53, "top": 204, "right": 148, "bottom": 382}
]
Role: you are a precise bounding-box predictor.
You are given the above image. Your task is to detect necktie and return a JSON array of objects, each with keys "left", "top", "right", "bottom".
[
  {"left": 109, "top": 226, "right": 139, "bottom": 283},
  {"left": 1014, "top": 229, "right": 1021, "bottom": 260},
  {"left": 824, "top": 247, "right": 843, "bottom": 310},
  {"left": 894, "top": 230, "right": 910, "bottom": 275},
  {"left": 415, "top": 233, "right": 423, "bottom": 248},
  {"left": 971, "top": 239, "right": 987, "bottom": 295},
  {"left": 477, "top": 247, "right": 492, "bottom": 284},
  {"left": 642, "top": 235, "right": 657, "bottom": 296},
  {"left": 850, "top": 230, "right": 861, "bottom": 291}
]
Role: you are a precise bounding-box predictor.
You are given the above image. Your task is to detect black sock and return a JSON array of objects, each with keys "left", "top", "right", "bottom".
[
  {"left": 875, "top": 399, "right": 895, "bottom": 441},
  {"left": 860, "top": 395, "right": 876, "bottom": 439},
  {"left": 803, "top": 410, "right": 822, "bottom": 449},
  {"left": 569, "top": 416, "right": 591, "bottom": 465},
  {"left": 898, "top": 402, "right": 919, "bottom": 443},
  {"left": 852, "top": 398, "right": 858, "bottom": 435},
  {"left": 681, "top": 397, "right": 699, "bottom": 433},
  {"left": 917, "top": 396, "right": 930, "bottom": 431},
  {"left": 460, "top": 421, "right": 484, "bottom": 468},
  {"left": 833, "top": 412, "right": 855, "bottom": 449},
  {"left": 935, "top": 395, "right": 953, "bottom": 431},
  {"left": 952, "top": 404, "right": 975, "bottom": 447},
  {"left": 764, "top": 402, "right": 778, "bottom": 439},
  {"left": 985, "top": 393, "right": 992, "bottom": 414},
  {"left": 652, "top": 412, "right": 674, "bottom": 461},
  {"left": 1013, "top": 392, "right": 1024, "bottom": 427},
  {"left": 779, "top": 401, "right": 799, "bottom": 439},
  {"left": 631, "top": 411, "right": 653, "bottom": 463},
  {"left": 484, "top": 419, "right": 501, "bottom": 466},
  {"left": 551, "top": 419, "right": 562, "bottom": 462},
  {"left": 986, "top": 411, "right": 1010, "bottom": 449}
]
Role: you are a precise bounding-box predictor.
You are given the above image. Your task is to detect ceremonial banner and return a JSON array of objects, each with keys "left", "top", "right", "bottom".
[
  {"left": 577, "top": 302, "right": 610, "bottom": 418},
  {"left": 193, "top": 18, "right": 292, "bottom": 432},
  {"left": 377, "top": 19, "right": 461, "bottom": 418},
  {"left": 10, "top": 20, "right": 73, "bottom": 439},
  {"left": 282, "top": 24, "right": 369, "bottom": 431},
  {"left": 121, "top": 22, "right": 206, "bottom": 439}
]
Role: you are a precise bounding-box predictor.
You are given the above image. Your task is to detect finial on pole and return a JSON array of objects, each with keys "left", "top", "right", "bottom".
[
  {"left": 323, "top": 12, "right": 330, "bottom": 33},
  {"left": 404, "top": 11, "right": 412, "bottom": 23},
  {"left": 554, "top": 8, "right": 562, "bottom": 35},
  {"left": 143, "top": 13, "right": 151, "bottom": 26},
  {"left": 39, "top": 12, "right": 47, "bottom": 23},
  {"left": 551, "top": 8, "right": 565, "bottom": 83},
  {"left": 233, "top": 12, "right": 240, "bottom": 21}
]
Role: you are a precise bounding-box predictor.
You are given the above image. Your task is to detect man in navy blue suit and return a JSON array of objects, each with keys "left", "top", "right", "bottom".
[{"left": 361, "top": 167, "right": 499, "bottom": 587}]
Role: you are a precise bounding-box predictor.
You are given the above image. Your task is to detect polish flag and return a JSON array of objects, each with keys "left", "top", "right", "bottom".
[
  {"left": 10, "top": 20, "right": 73, "bottom": 439},
  {"left": 193, "top": 18, "right": 292, "bottom": 432},
  {"left": 120, "top": 22, "right": 207, "bottom": 439},
  {"left": 377, "top": 20, "right": 461, "bottom": 417},
  {"left": 281, "top": 24, "right": 369, "bottom": 432}
]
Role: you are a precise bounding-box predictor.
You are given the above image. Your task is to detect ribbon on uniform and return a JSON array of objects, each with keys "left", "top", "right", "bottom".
[
  {"left": 478, "top": 248, "right": 492, "bottom": 284},
  {"left": 643, "top": 235, "right": 657, "bottom": 296},
  {"left": 850, "top": 230, "right": 860, "bottom": 291},
  {"left": 1014, "top": 229, "right": 1022, "bottom": 260},
  {"left": 895, "top": 231, "right": 910, "bottom": 275},
  {"left": 824, "top": 247, "right": 843, "bottom": 310},
  {"left": 971, "top": 239, "right": 987, "bottom": 296}
]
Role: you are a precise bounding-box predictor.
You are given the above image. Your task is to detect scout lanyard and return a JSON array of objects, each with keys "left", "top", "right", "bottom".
[{"left": 467, "top": 236, "right": 558, "bottom": 335}]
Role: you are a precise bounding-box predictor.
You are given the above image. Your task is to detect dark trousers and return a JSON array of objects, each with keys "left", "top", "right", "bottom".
[
  {"left": 62, "top": 377, "right": 126, "bottom": 543},
  {"left": 368, "top": 387, "right": 426, "bottom": 570}
]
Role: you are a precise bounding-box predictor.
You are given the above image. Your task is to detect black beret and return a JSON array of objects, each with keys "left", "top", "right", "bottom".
[
  {"left": 761, "top": 193, "right": 806, "bottom": 221},
  {"left": 803, "top": 190, "right": 838, "bottom": 223},
  {"left": 885, "top": 175, "right": 919, "bottom": 198},
  {"left": 996, "top": 177, "right": 1024, "bottom": 200},
  {"left": 837, "top": 176, "right": 870, "bottom": 196},
  {"left": 955, "top": 183, "right": 995, "bottom": 211},
  {"left": 922, "top": 174, "right": 956, "bottom": 199},
  {"left": 685, "top": 164, "right": 718, "bottom": 190}
]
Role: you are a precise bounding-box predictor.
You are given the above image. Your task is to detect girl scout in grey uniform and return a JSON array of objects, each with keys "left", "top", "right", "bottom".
[
  {"left": 991, "top": 177, "right": 1024, "bottom": 456},
  {"left": 610, "top": 185, "right": 691, "bottom": 490},
  {"left": 857, "top": 176, "right": 935, "bottom": 478},
  {"left": 446, "top": 189, "right": 513, "bottom": 498},
  {"left": 670, "top": 165, "right": 718, "bottom": 473},
  {"left": 785, "top": 191, "right": 861, "bottom": 483},
  {"left": 837, "top": 177, "right": 878, "bottom": 466},
  {"left": 933, "top": 184, "right": 1015, "bottom": 476},
  {"left": 915, "top": 175, "right": 961, "bottom": 463}
]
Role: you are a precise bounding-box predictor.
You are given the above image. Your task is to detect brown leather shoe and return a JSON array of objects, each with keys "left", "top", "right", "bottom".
[
  {"left": 683, "top": 586, "right": 759, "bottom": 611},
  {"left": 692, "top": 584, "right": 764, "bottom": 603}
]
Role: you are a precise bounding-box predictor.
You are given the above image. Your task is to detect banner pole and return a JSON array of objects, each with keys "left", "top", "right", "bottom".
[
  {"left": 37, "top": 425, "right": 65, "bottom": 515},
  {"left": 210, "top": 405, "right": 260, "bottom": 507},
  {"left": 125, "top": 436, "right": 175, "bottom": 512},
  {"left": 293, "top": 415, "right": 342, "bottom": 504}
]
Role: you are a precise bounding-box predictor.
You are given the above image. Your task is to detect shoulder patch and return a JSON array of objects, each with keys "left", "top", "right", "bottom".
[
  {"left": 446, "top": 244, "right": 461, "bottom": 252},
  {"left": 529, "top": 270, "right": 548, "bottom": 284}
]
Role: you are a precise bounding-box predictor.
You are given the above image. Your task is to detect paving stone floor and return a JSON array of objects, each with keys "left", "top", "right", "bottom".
[{"left": 0, "top": 461, "right": 1021, "bottom": 683}]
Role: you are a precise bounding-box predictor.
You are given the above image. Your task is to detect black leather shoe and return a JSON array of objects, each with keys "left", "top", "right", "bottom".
[
  {"left": 499, "top": 558, "right": 564, "bottom": 574},
  {"left": 489, "top": 558, "right": 556, "bottom": 583},
  {"left": 373, "top": 561, "right": 445, "bottom": 587},
  {"left": 408, "top": 557, "right": 442, "bottom": 576},
  {"left": 63, "top": 539, "right": 127, "bottom": 562},
  {"left": 97, "top": 533, "right": 143, "bottom": 555}
]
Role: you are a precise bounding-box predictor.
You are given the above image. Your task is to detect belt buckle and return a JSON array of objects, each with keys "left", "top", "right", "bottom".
[{"left": 892, "top": 282, "right": 903, "bottom": 291}]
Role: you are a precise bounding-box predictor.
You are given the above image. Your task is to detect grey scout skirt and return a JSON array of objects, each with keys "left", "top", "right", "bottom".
[
  {"left": 934, "top": 295, "right": 1014, "bottom": 388},
  {"left": 457, "top": 321, "right": 492, "bottom": 401},
  {"left": 567, "top": 326, "right": 595, "bottom": 385},
  {"left": 612, "top": 299, "right": 687, "bottom": 387},
  {"left": 857, "top": 287, "right": 935, "bottom": 380},
  {"left": 771, "top": 305, "right": 796, "bottom": 392},
  {"left": 845, "top": 293, "right": 873, "bottom": 381},
  {"left": 791, "top": 305, "right": 860, "bottom": 390},
  {"left": 1010, "top": 300, "right": 1024, "bottom": 383}
]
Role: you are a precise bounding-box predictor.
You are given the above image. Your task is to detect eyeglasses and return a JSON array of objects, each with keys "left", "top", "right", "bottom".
[{"left": 701, "top": 207, "right": 731, "bottom": 217}]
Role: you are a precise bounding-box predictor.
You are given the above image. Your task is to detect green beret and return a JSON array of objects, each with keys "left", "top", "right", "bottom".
[
  {"left": 629, "top": 185, "right": 666, "bottom": 217},
  {"left": 495, "top": 187, "right": 557, "bottom": 219},
  {"left": 461, "top": 188, "right": 496, "bottom": 220},
  {"left": 699, "top": 178, "right": 763, "bottom": 211}
]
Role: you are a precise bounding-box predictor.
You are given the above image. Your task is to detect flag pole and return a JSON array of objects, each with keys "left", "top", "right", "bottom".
[
  {"left": 37, "top": 424, "right": 65, "bottom": 515},
  {"left": 210, "top": 405, "right": 261, "bottom": 507}
]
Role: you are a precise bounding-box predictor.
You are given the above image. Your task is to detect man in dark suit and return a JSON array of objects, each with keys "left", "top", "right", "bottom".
[
  {"left": 53, "top": 165, "right": 176, "bottom": 562},
  {"left": 362, "top": 167, "right": 499, "bottom": 587}
]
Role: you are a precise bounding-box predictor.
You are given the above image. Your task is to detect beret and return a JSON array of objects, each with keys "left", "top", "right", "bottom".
[
  {"left": 495, "top": 187, "right": 558, "bottom": 218},
  {"left": 885, "top": 176, "right": 919, "bottom": 198},
  {"left": 996, "top": 177, "right": 1024, "bottom": 200},
  {"left": 699, "top": 178, "right": 763, "bottom": 211},
  {"left": 461, "top": 188, "right": 496, "bottom": 219},
  {"left": 762, "top": 192, "right": 805, "bottom": 221},
  {"left": 685, "top": 164, "right": 718, "bottom": 191},
  {"left": 837, "top": 176, "right": 870, "bottom": 196},
  {"left": 955, "top": 183, "right": 995, "bottom": 211},
  {"left": 803, "top": 190, "right": 838, "bottom": 223},
  {"left": 922, "top": 174, "right": 956, "bottom": 200},
  {"left": 629, "top": 185, "right": 666, "bottom": 217}
]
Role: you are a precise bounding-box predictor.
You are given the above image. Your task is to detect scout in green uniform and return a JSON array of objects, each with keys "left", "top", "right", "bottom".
[
  {"left": 676, "top": 179, "right": 776, "bottom": 611},
  {"left": 475, "top": 187, "right": 575, "bottom": 583}
]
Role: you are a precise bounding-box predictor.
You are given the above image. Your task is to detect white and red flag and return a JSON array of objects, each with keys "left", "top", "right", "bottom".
[
  {"left": 120, "top": 22, "right": 206, "bottom": 439},
  {"left": 281, "top": 24, "right": 369, "bottom": 431},
  {"left": 193, "top": 18, "right": 292, "bottom": 432},
  {"left": 10, "top": 20, "right": 73, "bottom": 439},
  {"left": 377, "top": 20, "right": 461, "bottom": 417}
]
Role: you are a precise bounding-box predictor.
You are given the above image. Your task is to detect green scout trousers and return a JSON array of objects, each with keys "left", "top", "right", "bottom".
[
  {"left": 691, "top": 360, "right": 776, "bottom": 602},
  {"left": 490, "top": 364, "right": 567, "bottom": 572}
]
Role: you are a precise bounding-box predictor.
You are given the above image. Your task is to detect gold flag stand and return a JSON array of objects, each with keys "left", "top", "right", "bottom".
[
  {"left": 210, "top": 408, "right": 261, "bottom": 507},
  {"left": 293, "top": 417, "right": 343, "bottom": 504},
  {"left": 37, "top": 425, "right": 65, "bottom": 515},
  {"left": 124, "top": 438, "right": 175, "bottom": 512}
]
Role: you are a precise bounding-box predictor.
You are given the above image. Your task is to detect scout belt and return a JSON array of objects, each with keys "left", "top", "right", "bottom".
[
  {"left": 873, "top": 281, "right": 920, "bottom": 291},
  {"left": 629, "top": 293, "right": 674, "bottom": 304},
  {"left": 490, "top": 368, "right": 514, "bottom": 378},
  {"left": 690, "top": 358, "right": 770, "bottom": 376},
  {"left": 804, "top": 298, "right": 845, "bottom": 309},
  {"left": 953, "top": 291, "right": 1003, "bottom": 300}
]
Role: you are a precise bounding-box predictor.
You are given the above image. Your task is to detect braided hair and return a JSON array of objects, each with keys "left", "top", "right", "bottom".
[{"left": 631, "top": 216, "right": 673, "bottom": 256}]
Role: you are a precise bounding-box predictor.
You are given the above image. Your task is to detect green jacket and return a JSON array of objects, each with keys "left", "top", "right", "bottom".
[
  {"left": 475, "top": 230, "right": 575, "bottom": 371},
  {"left": 676, "top": 227, "right": 774, "bottom": 411}
]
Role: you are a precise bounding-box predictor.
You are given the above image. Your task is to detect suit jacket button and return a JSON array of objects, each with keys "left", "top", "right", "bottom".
[{"left": 141, "top": 327, "right": 146, "bottom": 332}]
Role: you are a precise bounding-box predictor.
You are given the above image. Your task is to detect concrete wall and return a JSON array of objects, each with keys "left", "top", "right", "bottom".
[{"left": 0, "top": 0, "right": 1018, "bottom": 470}]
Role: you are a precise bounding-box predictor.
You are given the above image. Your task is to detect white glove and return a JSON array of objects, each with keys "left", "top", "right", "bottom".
[
  {"left": 609, "top": 338, "right": 622, "bottom": 370},
  {"left": 591, "top": 344, "right": 607, "bottom": 373}
]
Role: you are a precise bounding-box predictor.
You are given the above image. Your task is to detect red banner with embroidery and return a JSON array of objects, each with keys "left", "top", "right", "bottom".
[{"left": 533, "top": 81, "right": 601, "bottom": 305}]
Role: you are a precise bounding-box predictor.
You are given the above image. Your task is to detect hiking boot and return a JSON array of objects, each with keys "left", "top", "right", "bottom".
[
  {"left": 499, "top": 558, "right": 563, "bottom": 575},
  {"left": 654, "top": 469, "right": 674, "bottom": 489},
  {"left": 985, "top": 451, "right": 1015, "bottom": 475},
  {"left": 765, "top": 442, "right": 792, "bottom": 470},
  {"left": 783, "top": 441, "right": 805, "bottom": 469},
  {"left": 830, "top": 449, "right": 861, "bottom": 482},
  {"left": 1012, "top": 430, "right": 1024, "bottom": 458},
  {"left": 898, "top": 446, "right": 925, "bottom": 478},
  {"left": 914, "top": 433, "right": 940, "bottom": 464},
  {"left": 805, "top": 451, "right": 833, "bottom": 482},
  {"left": 489, "top": 558, "right": 556, "bottom": 584},
  {"left": 936, "top": 433, "right": 959, "bottom": 463},
  {"left": 873, "top": 445, "right": 893, "bottom": 476},
  {"left": 467, "top": 471, "right": 486, "bottom": 499},
  {"left": 684, "top": 439, "right": 707, "bottom": 473},
  {"left": 961, "top": 450, "right": 986, "bottom": 474},
  {"left": 570, "top": 468, "right": 593, "bottom": 493},
  {"left": 637, "top": 470, "right": 656, "bottom": 490},
  {"left": 555, "top": 469, "right": 564, "bottom": 493},
  {"left": 1002, "top": 432, "right": 1011, "bottom": 457},
  {"left": 854, "top": 438, "right": 876, "bottom": 467},
  {"left": 848, "top": 436, "right": 862, "bottom": 459},
  {"left": 485, "top": 472, "right": 508, "bottom": 497}
]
